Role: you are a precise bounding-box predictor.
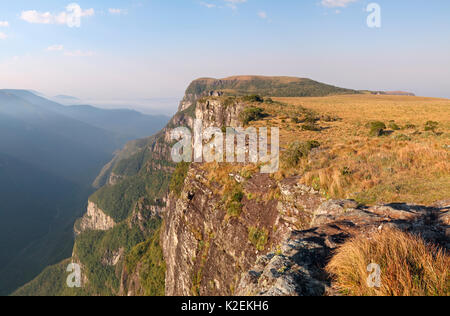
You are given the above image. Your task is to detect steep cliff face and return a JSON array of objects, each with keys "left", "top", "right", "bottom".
[
  {"left": 61, "top": 78, "right": 219, "bottom": 296},
  {"left": 162, "top": 166, "right": 328, "bottom": 296}
]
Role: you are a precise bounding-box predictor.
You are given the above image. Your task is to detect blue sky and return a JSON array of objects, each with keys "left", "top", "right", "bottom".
[{"left": 0, "top": 0, "right": 449, "bottom": 114}]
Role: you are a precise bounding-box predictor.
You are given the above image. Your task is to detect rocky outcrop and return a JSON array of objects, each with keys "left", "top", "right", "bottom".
[
  {"left": 163, "top": 166, "right": 290, "bottom": 296},
  {"left": 195, "top": 98, "right": 245, "bottom": 128},
  {"left": 74, "top": 201, "right": 115, "bottom": 234},
  {"left": 236, "top": 199, "right": 450, "bottom": 296}
]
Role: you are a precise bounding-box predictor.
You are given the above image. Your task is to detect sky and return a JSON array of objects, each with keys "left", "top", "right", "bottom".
[{"left": 0, "top": 0, "right": 449, "bottom": 115}]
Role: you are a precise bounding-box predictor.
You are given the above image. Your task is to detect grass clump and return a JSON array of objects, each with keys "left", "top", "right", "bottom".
[
  {"left": 169, "top": 162, "right": 190, "bottom": 197},
  {"left": 388, "top": 121, "right": 401, "bottom": 131},
  {"left": 301, "top": 123, "right": 321, "bottom": 131},
  {"left": 240, "top": 107, "right": 267, "bottom": 125},
  {"left": 242, "top": 94, "right": 264, "bottom": 103},
  {"left": 326, "top": 228, "right": 449, "bottom": 296},
  {"left": 393, "top": 134, "right": 412, "bottom": 141},
  {"left": 282, "top": 140, "right": 320, "bottom": 168},
  {"left": 223, "top": 183, "right": 244, "bottom": 218},
  {"left": 368, "top": 121, "right": 387, "bottom": 137},
  {"left": 424, "top": 121, "right": 439, "bottom": 132},
  {"left": 404, "top": 123, "right": 416, "bottom": 130},
  {"left": 248, "top": 227, "right": 269, "bottom": 251}
]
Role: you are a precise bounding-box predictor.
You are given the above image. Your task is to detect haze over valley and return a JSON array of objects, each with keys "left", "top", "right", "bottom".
[{"left": 0, "top": 90, "right": 168, "bottom": 295}]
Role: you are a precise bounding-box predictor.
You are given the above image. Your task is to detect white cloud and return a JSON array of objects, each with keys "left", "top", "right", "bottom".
[
  {"left": 258, "top": 11, "right": 268, "bottom": 19},
  {"left": 0, "top": 32, "right": 7, "bottom": 40},
  {"left": 200, "top": 0, "right": 247, "bottom": 10},
  {"left": 45, "top": 44, "right": 94, "bottom": 57},
  {"left": 47, "top": 44, "right": 64, "bottom": 51},
  {"left": 321, "top": 0, "right": 358, "bottom": 8},
  {"left": 21, "top": 3, "right": 94, "bottom": 28},
  {"left": 109, "top": 8, "right": 127, "bottom": 15},
  {"left": 0, "top": 21, "right": 9, "bottom": 27},
  {"left": 200, "top": 2, "right": 217, "bottom": 9},
  {"left": 224, "top": 0, "right": 247, "bottom": 10},
  {"left": 64, "top": 50, "right": 95, "bottom": 57}
]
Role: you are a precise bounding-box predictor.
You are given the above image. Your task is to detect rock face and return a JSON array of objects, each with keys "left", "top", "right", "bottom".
[
  {"left": 236, "top": 200, "right": 450, "bottom": 296},
  {"left": 162, "top": 166, "right": 293, "bottom": 296},
  {"left": 74, "top": 201, "right": 115, "bottom": 234},
  {"left": 195, "top": 98, "right": 245, "bottom": 128}
]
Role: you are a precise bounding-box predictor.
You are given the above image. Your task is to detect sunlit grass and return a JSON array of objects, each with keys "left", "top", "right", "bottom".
[{"left": 326, "top": 228, "right": 449, "bottom": 296}]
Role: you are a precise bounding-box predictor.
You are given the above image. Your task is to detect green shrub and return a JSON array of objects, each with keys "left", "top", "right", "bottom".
[
  {"left": 248, "top": 227, "right": 269, "bottom": 251},
  {"left": 223, "top": 183, "right": 244, "bottom": 218},
  {"left": 169, "top": 162, "right": 191, "bottom": 197},
  {"left": 394, "top": 134, "right": 412, "bottom": 141},
  {"left": 282, "top": 140, "right": 320, "bottom": 168},
  {"left": 404, "top": 123, "right": 416, "bottom": 129},
  {"left": 242, "top": 95, "right": 264, "bottom": 103},
  {"left": 222, "top": 96, "right": 236, "bottom": 108},
  {"left": 301, "top": 123, "right": 321, "bottom": 131},
  {"left": 240, "top": 107, "right": 267, "bottom": 125},
  {"left": 368, "top": 121, "right": 387, "bottom": 137},
  {"left": 322, "top": 115, "right": 341, "bottom": 122},
  {"left": 304, "top": 112, "right": 319, "bottom": 124},
  {"left": 388, "top": 122, "right": 401, "bottom": 131},
  {"left": 424, "top": 121, "right": 439, "bottom": 132}
]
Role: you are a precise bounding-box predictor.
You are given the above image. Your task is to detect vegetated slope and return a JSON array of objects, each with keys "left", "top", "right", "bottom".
[
  {"left": 186, "top": 75, "right": 360, "bottom": 97},
  {"left": 0, "top": 90, "right": 168, "bottom": 295},
  {"left": 18, "top": 78, "right": 449, "bottom": 296},
  {"left": 0, "top": 152, "right": 88, "bottom": 296},
  {"left": 12, "top": 259, "right": 86, "bottom": 296}
]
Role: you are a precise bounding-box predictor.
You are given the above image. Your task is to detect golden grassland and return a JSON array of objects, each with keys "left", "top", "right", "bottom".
[
  {"left": 252, "top": 94, "right": 450, "bottom": 205},
  {"left": 326, "top": 228, "right": 449, "bottom": 296}
]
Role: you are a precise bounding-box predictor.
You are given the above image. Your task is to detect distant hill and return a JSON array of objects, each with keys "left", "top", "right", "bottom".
[
  {"left": 51, "top": 95, "right": 82, "bottom": 105},
  {"left": 185, "top": 75, "right": 361, "bottom": 97},
  {"left": 62, "top": 104, "right": 169, "bottom": 140},
  {"left": 371, "top": 91, "right": 416, "bottom": 96},
  {"left": 54, "top": 95, "right": 80, "bottom": 100}
]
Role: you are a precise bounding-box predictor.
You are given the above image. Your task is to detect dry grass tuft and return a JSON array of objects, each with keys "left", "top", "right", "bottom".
[{"left": 326, "top": 228, "right": 449, "bottom": 296}]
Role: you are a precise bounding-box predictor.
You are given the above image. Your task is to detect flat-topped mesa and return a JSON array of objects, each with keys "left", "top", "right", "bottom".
[{"left": 179, "top": 76, "right": 360, "bottom": 112}]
